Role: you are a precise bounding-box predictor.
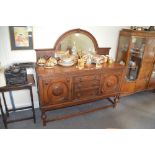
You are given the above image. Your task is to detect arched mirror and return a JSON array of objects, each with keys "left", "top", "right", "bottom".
[
  {"left": 59, "top": 33, "right": 95, "bottom": 54},
  {"left": 35, "top": 28, "right": 111, "bottom": 60},
  {"left": 54, "top": 29, "right": 98, "bottom": 55}
]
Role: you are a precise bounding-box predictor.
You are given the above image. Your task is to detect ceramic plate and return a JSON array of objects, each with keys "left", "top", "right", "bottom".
[{"left": 58, "top": 60, "right": 75, "bottom": 67}]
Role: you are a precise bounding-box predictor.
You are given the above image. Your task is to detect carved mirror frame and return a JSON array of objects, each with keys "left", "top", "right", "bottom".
[
  {"left": 35, "top": 28, "right": 111, "bottom": 59},
  {"left": 54, "top": 28, "right": 98, "bottom": 51}
]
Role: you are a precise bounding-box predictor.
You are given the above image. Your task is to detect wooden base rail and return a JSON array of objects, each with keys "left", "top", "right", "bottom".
[{"left": 41, "top": 96, "right": 120, "bottom": 126}]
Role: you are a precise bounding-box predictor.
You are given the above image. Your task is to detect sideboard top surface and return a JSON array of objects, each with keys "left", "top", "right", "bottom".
[{"left": 36, "top": 63, "right": 125, "bottom": 77}]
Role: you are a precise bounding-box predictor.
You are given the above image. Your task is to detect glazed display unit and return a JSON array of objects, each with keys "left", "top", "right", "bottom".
[{"left": 116, "top": 29, "right": 155, "bottom": 95}]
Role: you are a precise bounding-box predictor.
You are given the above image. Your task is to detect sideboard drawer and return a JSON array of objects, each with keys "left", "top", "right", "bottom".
[
  {"left": 74, "top": 88, "right": 99, "bottom": 100},
  {"left": 74, "top": 74, "right": 100, "bottom": 82},
  {"left": 74, "top": 80, "right": 100, "bottom": 90}
]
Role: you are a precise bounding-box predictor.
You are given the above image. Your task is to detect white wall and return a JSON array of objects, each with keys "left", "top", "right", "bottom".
[
  {"left": 0, "top": 26, "right": 128, "bottom": 108},
  {"left": 33, "top": 26, "right": 128, "bottom": 59}
]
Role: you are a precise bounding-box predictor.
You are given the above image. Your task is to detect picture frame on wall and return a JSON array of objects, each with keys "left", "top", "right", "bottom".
[{"left": 9, "top": 26, "right": 33, "bottom": 50}]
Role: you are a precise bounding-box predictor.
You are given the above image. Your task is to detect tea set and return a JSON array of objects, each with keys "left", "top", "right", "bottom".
[{"left": 37, "top": 50, "right": 114, "bottom": 69}]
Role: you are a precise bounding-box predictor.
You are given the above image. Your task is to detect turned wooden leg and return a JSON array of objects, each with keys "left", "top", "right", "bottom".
[
  {"left": 113, "top": 95, "right": 120, "bottom": 108},
  {"left": 41, "top": 112, "right": 47, "bottom": 126}
]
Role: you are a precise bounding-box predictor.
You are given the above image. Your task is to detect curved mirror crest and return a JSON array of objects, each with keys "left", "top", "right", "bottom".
[{"left": 59, "top": 33, "right": 96, "bottom": 54}]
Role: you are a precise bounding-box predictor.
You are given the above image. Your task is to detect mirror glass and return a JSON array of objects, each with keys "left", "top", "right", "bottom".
[{"left": 59, "top": 33, "right": 96, "bottom": 55}]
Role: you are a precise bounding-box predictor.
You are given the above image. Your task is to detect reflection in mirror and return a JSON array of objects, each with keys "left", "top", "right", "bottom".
[{"left": 59, "top": 33, "right": 96, "bottom": 55}]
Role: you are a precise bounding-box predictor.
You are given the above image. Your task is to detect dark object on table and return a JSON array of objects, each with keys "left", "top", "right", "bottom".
[
  {"left": 5, "top": 65, "right": 27, "bottom": 85},
  {"left": 130, "top": 26, "right": 144, "bottom": 31},
  {"left": 13, "top": 62, "right": 35, "bottom": 68},
  {"left": 149, "top": 26, "right": 155, "bottom": 31}
]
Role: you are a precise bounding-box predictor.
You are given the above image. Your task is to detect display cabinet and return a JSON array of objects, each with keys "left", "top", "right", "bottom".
[{"left": 116, "top": 29, "right": 155, "bottom": 95}]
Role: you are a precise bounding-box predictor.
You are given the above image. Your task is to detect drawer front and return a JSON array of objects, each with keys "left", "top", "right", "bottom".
[
  {"left": 74, "top": 88, "right": 99, "bottom": 100},
  {"left": 74, "top": 80, "right": 100, "bottom": 90},
  {"left": 74, "top": 74, "right": 100, "bottom": 83},
  {"left": 73, "top": 74, "right": 101, "bottom": 100}
]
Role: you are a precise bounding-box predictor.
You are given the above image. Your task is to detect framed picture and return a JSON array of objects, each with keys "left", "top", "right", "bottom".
[{"left": 9, "top": 26, "right": 33, "bottom": 50}]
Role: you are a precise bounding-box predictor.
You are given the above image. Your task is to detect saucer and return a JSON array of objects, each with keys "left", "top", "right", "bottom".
[{"left": 58, "top": 60, "right": 75, "bottom": 67}]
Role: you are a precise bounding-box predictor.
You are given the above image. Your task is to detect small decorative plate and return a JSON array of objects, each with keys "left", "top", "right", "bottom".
[
  {"left": 58, "top": 60, "right": 75, "bottom": 67},
  {"left": 37, "top": 63, "right": 45, "bottom": 66}
]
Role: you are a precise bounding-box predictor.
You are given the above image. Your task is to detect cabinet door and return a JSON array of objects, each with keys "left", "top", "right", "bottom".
[
  {"left": 116, "top": 35, "right": 130, "bottom": 64},
  {"left": 101, "top": 72, "right": 122, "bottom": 94},
  {"left": 143, "top": 39, "right": 155, "bottom": 62},
  {"left": 126, "top": 37, "right": 146, "bottom": 81},
  {"left": 148, "top": 78, "right": 155, "bottom": 89},
  {"left": 138, "top": 62, "right": 153, "bottom": 79},
  {"left": 148, "top": 66, "right": 155, "bottom": 89},
  {"left": 135, "top": 79, "right": 148, "bottom": 91},
  {"left": 41, "top": 77, "right": 71, "bottom": 105},
  {"left": 121, "top": 81, "right": 135, "bottom": 94},
  {"left": 136, "top": 39, "right": 155, "bottom": 90}
]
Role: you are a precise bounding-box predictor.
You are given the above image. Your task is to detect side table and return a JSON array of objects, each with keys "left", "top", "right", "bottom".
[{"left": 0, "top": 74, "right": 36, "bottom": 128}]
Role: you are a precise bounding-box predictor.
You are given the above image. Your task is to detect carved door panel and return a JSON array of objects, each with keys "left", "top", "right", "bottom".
[
  {"left": 121, "top": 81, "right": 135, "bottom": 94},
  {"left": 135, "top": 79, "right": 148, "bottom": 91},
  {"left": 148, "top": 78, "right": 155, "bottom": 89},
  {"left": 148, "top": 65, "right": 155, "bottom": 89},
  {"left": 143, "top": 39, "right": 155, "bottom": 62},
  {"left": 138, "top": 62, "right": 153, "bottom": 79},
  {"left": 101, "top": 72, "right": 121, "bottom": 94},
  {"left": 41, "top": 77, "right": 71, "bottom": 105}
]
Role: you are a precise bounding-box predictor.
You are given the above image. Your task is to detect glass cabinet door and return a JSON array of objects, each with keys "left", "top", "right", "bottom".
[
  {"left": 126, "top": 37, "right": 146, "bottom": 81},
  {"left": 117, "top": 36, "right": 130, "bottom": 65},
  {"left": 151, "top": 65, "right": 155, "bottom": 78},
  {"left": 151, "top": 71, "right": 155, "bottom": 78}
]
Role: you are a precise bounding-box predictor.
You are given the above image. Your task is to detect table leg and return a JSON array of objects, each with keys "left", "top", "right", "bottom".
[
  {"left": 2, "top": 92, "right": 9, "bottom": 117},
  {"left": 0, "top": 99, "right": 8, "bottom": 129},
  {"left": 29, "top": 87, "right": 36, "bottom": 123},
  {"left": 9, "top": 91, "right": 16, "bottom": 111},
  {"left": 114, "top": 95, "right": 120, "bottom": 108},
  {"left": 41, "top": 112, "right": 47, "bottom": 126}
]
